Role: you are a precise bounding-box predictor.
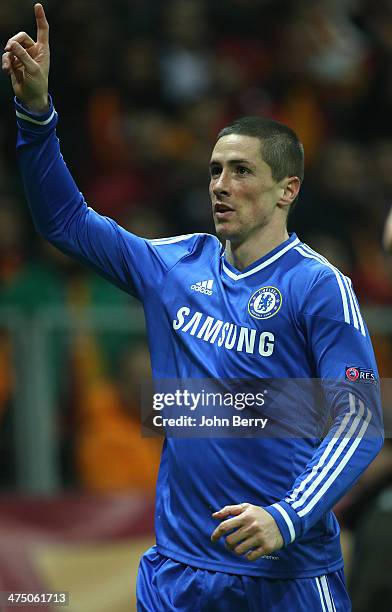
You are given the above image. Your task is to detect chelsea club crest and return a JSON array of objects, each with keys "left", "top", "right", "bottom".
[{"left": 248, "top": 286, "right": 282, "bottom": 320}]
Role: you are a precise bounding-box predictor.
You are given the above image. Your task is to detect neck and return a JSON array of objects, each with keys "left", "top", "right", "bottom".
[{"left": 224, "top": 225, "right": 290, "bottom": 271}]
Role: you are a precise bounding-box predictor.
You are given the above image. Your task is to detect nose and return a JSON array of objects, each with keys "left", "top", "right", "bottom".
[{"left": 212, "top": 170, "right": 230, "bottom": 197}]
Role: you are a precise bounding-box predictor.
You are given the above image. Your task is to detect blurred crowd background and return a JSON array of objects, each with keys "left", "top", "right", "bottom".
[{"left": 0, "top": 0, "right": 392, "bottom": 609}]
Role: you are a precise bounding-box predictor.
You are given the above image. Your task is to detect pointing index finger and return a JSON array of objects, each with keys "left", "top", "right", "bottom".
[{"left": 35, "top": 3, "right": 49, "bottom": 45}]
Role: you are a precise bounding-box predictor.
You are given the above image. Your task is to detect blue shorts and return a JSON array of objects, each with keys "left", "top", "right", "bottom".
[{"left": 137, "top": 546, "right": 351, "bottom": 611}]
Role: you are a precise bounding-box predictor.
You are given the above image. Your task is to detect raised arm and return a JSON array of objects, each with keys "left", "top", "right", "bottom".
[{"left": 1, "top": 4, "right": 181, "bottom": 300}]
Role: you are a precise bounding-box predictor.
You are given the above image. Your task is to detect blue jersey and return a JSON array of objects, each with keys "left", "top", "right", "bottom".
[{"left": 15, "top": 98, "right": 383, "bottom": 579}]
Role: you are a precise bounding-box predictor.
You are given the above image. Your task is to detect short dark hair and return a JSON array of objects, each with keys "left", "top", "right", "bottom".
[{"left": 217, "top": 116, "right": 304, "bottom": 183}]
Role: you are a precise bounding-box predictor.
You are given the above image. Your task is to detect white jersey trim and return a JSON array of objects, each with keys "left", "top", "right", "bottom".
[
  {"left": 287, "top": 394, "right": 357, "bottom": 507},
  {"left": 297, "top": 401, "right": 371, "bottom": 517},
  {"left": 303, "top": 243, "right": 366, "bottom": 336},
  {"left": 288, "top": 393, "right": 371, "bottom": 518},
  {"left": 271, "top": 503, "right": 296, "bottom": 543},
  {"left": 148, "top": 233, "right": 219, "bottom": 247},
  {"left": 295, "top": 244, "right": 366, "bottom": 336},
  {"left": 222, "top": 237, "right": 300, "bottom": 280},
  {"left": 149, "top": 233, "right": 197, "bottom": 246},
  {"left": 347, "top": 279, "right": 366, "bottom": 336},
  {"left": 342, "top": 274, "right": 359, "bottom": 329},
  {"left": 16, "top": 109, "right": 56, "bottom": 126}
]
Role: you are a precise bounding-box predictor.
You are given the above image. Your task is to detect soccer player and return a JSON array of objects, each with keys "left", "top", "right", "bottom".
[{"left": 2, "top": 5, "right": 384, "bottom": 611}]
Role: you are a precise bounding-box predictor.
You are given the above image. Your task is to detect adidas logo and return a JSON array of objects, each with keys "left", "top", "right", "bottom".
[{"left": 191, "top": 279, "right": 214, "bottom": 295}]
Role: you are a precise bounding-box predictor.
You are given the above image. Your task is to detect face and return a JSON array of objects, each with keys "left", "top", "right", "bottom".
[{"left": 209, "top": 134, "right": 286, "bottom": 245}]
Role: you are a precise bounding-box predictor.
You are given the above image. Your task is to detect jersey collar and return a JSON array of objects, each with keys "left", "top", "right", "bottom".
[{"left": 222, "top": 233, "right": 300, "bottom": 281}]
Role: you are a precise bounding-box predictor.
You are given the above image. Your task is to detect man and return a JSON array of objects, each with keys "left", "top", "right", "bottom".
[{"left": 2, "top": 5, "right": 383, "bottom": 611}]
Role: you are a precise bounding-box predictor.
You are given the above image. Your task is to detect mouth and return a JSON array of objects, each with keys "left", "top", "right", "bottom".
[{"left": 214, "top": 202, "right": 234, "bottom": 215}]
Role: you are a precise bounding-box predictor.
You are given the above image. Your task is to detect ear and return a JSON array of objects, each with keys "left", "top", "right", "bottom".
[{"left": 277, "top": 176, "right": 301, "bottom": 210}]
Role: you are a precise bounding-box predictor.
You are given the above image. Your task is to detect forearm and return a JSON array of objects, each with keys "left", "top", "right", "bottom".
[
  {"left": 265, "top": 390, "right": 384, "bottom": 547},
  {"left": 15, "top": 95, "right": 142, "bottom": 295},
  {"left": 16, "top": 95, "right": 85, "bottom": 244}
]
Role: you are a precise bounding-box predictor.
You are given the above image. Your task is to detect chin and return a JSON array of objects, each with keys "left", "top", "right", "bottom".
[
  {"left": 214, "top": 221, "right": 234, "bottom": 240},
  {"left": 215, "top": 226, "right": 231, "bottom": 242}
]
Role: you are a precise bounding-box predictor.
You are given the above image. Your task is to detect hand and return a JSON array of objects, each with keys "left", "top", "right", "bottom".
[
  {"left": 211, "top": 503, "right": 284, "bottom": 561},
  {"left": 2, "top": 3, "right": 50, "bottom": 112}
]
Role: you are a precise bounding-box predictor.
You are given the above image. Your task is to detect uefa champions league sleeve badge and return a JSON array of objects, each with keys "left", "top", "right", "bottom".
[{"left": 248, "top": 286, "right": 282, "bottom": 320}]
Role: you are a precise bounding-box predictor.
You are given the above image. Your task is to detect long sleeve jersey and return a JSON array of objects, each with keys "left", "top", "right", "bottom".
[{"left": 15, "top": 97, "right": 383, "bottom": 578}]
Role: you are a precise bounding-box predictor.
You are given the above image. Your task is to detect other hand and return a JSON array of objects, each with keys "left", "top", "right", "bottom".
[{"left": 211, "top": 503, "right": 284, "bottom": 561}]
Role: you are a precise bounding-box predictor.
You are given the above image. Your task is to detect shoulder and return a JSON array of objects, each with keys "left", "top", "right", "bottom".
[
  {"left": 292, "top": 242, "right": 365, "bottom": 333},
  {"left": 145, "top": 232, "right": 222, "bottom": 268},
  {"left": 147, "top": 232, "right": 220, "bottom": 249},
  {"left": 292, "top": 241, "right": 350, "bottom": 289}
]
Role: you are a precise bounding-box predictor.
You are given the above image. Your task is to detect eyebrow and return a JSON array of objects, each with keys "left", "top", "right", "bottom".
[{"left": 209, "top": 158, "right": 256, "bottom": 168}]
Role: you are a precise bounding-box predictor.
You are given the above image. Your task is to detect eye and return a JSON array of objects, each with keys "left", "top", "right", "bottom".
[
  {"left": 210, "top": 165, "right": 221, "bottom": 177},
  {"left": 236, "top": 165, "right": 250, "bottom": 175}
]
